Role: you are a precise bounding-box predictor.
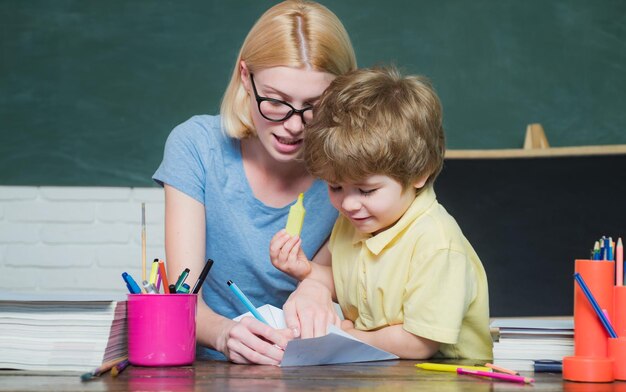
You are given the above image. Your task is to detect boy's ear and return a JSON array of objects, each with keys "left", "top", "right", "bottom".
[{"left": 412, "top": 174, "right": 429, "bottom": 190}]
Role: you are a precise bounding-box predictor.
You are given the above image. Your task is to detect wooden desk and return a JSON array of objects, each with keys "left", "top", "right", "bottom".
[{"left": 1, "top": 360, "right": 622, "bottom": 392}]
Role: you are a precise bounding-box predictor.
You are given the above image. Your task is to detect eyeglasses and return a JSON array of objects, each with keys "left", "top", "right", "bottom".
[{"left": 250, "top": 74, "right": 314, "bottom": 124}]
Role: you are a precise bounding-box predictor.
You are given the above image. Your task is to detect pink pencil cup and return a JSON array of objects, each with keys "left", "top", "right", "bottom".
[{"left": 127, "top": 294, "right": 197, "bottom": 366}]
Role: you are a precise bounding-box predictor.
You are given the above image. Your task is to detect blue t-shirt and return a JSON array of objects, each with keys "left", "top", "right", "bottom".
[{"left": 153, "top": 115, "right": 337, "bottom": 359}]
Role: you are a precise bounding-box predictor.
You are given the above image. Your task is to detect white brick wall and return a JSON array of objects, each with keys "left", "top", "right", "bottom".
[{"left": 0, "top": 186, "right": 165, "bottom": 293}]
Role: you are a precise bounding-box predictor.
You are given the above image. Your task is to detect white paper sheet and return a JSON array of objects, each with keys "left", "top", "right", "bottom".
[{"left": 234, "top": 304, "right": 398, "bottom": 366}]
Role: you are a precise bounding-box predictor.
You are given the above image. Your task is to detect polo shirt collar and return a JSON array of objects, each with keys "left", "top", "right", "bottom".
[{"left": 352, "top": 186, "right": 437, "bottom": 255}]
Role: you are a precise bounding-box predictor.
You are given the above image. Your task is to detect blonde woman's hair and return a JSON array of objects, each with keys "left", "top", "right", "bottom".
[
  {"left": 304, "top": 66, "right": 446, "bottom": 189},
  {"left": 221, "top": 0, "right": 357, "bottom": 139}
]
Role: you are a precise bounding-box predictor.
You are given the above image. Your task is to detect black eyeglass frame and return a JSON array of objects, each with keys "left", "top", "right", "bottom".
[{"left": 249, "top": 74, "right": 314, "bottom": 124}]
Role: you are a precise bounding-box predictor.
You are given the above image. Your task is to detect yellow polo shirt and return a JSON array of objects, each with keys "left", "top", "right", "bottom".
[{"left": 330, "top": 186, "right": 493, "bottom": 360}]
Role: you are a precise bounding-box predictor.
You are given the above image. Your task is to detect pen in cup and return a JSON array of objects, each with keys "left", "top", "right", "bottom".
[
  {"left": 122, "top": 272, "right": 141, "bottom": 294},
  {"left": 142, "top": 280, "right": 158, "bottom": 294},
  {"left": 174, "top": 268, "right": 190, "bottom": 293},
  {"left": 158, "top": 260, "right": 170, "bottom": 294},
  {"left": 192, "top": 259, "right": 214, "bottom": 294},
  {"left": 148, "top": 259, "right": 159, "bottom": 286}
]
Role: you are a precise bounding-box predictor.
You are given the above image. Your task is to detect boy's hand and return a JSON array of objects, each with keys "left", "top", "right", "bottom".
[
  {"left": 283, "top": 278, "right": 341, "bottom": 338},
  {"left": 269, "top": 229, "right": 312, "bottom": 281},
  {"left": 340, "top": 319, "right": 355, "bottom": 332}
]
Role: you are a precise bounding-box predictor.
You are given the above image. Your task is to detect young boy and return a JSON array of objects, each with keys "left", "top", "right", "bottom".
[{"left": 270, "top": 67, "right": 493, "bottom": 360}]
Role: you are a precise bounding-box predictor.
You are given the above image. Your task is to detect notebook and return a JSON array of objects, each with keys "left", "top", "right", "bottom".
[
  {"left": 0, "top": 292, "right": 127, "bottom": 373},
  {"left": 491, "top": 317, "right": 573, "bottom": 371}
]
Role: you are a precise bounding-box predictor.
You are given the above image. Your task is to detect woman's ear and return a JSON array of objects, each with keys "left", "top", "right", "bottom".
[{"left": 240, "top": 60, "right": 250, "bottom": 92}]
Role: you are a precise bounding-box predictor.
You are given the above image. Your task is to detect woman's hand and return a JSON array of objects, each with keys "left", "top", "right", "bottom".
[
  {"left": 269, "top": 230, "right": 312, "bottom": 281},
  {"left": 283, "top": 278, "right": 341, "bottom": 339},
  {"left": 215, "top": 316, "right": 293, "bottom": 365}
]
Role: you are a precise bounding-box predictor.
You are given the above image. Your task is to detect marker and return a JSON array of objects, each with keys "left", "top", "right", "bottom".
[
  {"left": 142, "top": 280, "right": 158, "bottom": 294},
  {"left": 158, "top": 260, "right": 170, "bottom": 294},
  {"left": 227, "top": 280, "right": 268, "bottom": 324},
  {"left": 178, "top": 283, "right": 190, "bottom": 294},
  {"left": 416, "top": 363, "right": 491, "bottom": 372},
  {"left": 574, "top": 272, "right": 618, "bottom": 338},
  {"left": 484, "top": 362, "right": 519, "bottom": 375},
  {"left": 169, "top": 284, "right": 177, "bottom": 294},
  {"left": 148, "top": 259, "right": 159, "bottom": 285},
  {"left": 122, "top": 272, "right": 141, "bottom": 294},
  {"left": 457, "top": 368, "right": 534, "bottom": 384},
  {"left": 285, "top": 193, "right": 306, "bottom": 236},
  {"left": 192, "top": 259, "right": 214, "bottom": 294},
  {"left": 174, "top": 268, "right": 190, "bottom": 293}
]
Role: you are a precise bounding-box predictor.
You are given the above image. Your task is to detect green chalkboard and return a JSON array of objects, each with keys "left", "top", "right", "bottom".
[{"left": 2, "top": 0, "right": 626, "bottom": 186}]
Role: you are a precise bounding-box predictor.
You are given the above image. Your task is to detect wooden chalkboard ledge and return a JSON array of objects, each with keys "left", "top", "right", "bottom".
[
  {"left": 446, "top": 122, "right": 626, "bottom": 159},
  {"left": 445, "top": 144, "right": 626, "bottom": 159}
]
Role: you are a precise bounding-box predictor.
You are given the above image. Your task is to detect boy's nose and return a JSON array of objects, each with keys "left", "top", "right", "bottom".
[{"left": 341, "top": 195, "right": 361, "bottom": 212}]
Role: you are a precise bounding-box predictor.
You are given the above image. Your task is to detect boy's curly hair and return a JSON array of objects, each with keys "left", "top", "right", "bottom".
[{"left": 304, "top": 66, "right": 445, "bottom": 189}]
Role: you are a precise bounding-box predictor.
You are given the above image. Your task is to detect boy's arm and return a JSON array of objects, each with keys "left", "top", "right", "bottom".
[
  {"left": 269, "top": 230, "right": 335, "bottom": 294},
  {"left": 341, "top": 321, "right": 440, "bottom": 359},
  {"left": 281, "top": 240, "right": 340, "bottom": 338}
]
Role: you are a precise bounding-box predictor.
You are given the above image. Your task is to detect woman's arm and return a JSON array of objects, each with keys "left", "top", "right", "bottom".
[
  {"left": 164, "top": 185, "right": 290, "bottom": 364},
  {"left": 341, "top": 321, "right": 440, "bottom": 359}
]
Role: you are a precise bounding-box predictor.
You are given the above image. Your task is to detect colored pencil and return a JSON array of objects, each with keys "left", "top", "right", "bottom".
[
  {"left": 574, "top": 272, "right": 618, "bottom": 338},
  {"left": 617, "top": 238, "right": 623, "bottom": 286},
  {"left": 141, "top": 203, "right": 146, "bottom": 282},
  {"left": 457, "top": 368, "right": 534, "bottom": 384},
  {"left": 111, "top": 359, "right": 130, "bottom": 377},
  {"left": 485, "top": 362, "right": 520, "bottom": 375},
  {"left": 80, "top": 356, "right": 127, "bottom": 381}
]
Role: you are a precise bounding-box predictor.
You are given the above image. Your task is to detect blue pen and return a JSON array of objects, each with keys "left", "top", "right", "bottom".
[
  {"left": 122, "top": 272, "right": 141, "bottom": 294},
  {"left": 574, "top": 273, "right": 618, "bottom": 338},
  {"left": 227, "top": 280, "right": 268, "bottom": 325}
]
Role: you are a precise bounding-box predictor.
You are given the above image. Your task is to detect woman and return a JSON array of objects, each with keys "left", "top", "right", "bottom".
[{"left": 153, "top": 0, "right": 356, "bottom": 365}]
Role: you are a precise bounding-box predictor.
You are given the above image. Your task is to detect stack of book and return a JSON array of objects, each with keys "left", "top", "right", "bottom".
[
  {"left": 491, "top": 317, "right": 574, "bottom": 372},
  {"left": 0, "top": 292, "right": 127, "bottom": 373}
]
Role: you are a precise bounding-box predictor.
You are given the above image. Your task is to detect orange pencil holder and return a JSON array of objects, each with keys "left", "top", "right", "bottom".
[
  {"left": 563, "top": 259, "right": 614, "bottom": 383},
  {"left": 610, "top": 286, "right": 626, "bottom": 380}
]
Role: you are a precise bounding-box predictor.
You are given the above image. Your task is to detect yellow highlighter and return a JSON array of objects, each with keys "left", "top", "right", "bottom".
[
  {"left": 285, "top": 193, "right": 306, "bottom": 236},
  {"left": 415, "top": 363, "right": 491, "bottom": 372}
]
